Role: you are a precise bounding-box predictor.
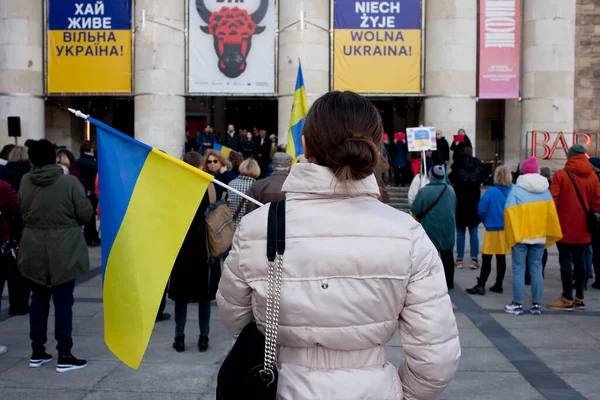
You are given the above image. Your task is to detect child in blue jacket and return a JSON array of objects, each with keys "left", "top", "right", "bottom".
[{"left": 466, "top": 166, "right": 512, "bottom": 295}]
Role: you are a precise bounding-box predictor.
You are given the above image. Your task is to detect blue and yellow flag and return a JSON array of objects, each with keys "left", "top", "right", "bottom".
[
  {"left": 213, "top": 143, "right": 232, "bottom": 157},
  {"left": 287, "top": 62, "right": 309, "bottom": 159},
  {"left": 92, "top": 117, "right": 214, "bottom": 369}
]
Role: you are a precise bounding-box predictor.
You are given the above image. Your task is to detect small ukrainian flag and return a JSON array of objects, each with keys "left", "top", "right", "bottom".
[
  {"left": 213, "top": 143, "right": 232, "bottom": 157},
  {"left": 287, "top": 62, "right": 309, "bottom": 159},
  {"left": 93, "top": 117, "right": 214, "bottom": 369}
]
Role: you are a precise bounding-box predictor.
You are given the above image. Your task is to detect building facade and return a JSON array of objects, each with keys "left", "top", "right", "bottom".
[{"left": 0, "top": 0, "right": 592, "bottom": 170}]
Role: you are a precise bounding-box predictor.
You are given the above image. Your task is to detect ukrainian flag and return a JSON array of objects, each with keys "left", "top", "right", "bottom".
[
  {"left": 92, "top": 117, "right": 214, "bottom": 369},
  {"left": 287, "top": 62, "right": 309, "bottom": 158},
  {"left": 213, "top": 143, "right": 232, "bottom": 157}
]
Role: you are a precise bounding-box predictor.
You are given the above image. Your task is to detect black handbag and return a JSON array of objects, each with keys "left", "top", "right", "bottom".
[
  {"left": 565, "top": 168, "right": 599, "bottom": 234},
  {"left": 216, "top": 200, "right": 286, "bottom": 400}
]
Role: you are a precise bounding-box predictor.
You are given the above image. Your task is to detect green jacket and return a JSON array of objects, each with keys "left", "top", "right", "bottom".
[
  {"left": 411, "top": 179, "right": 457, "bottom": 251},
  {"left": 18, "top": 165, "right": 93, "bottom": 286}
]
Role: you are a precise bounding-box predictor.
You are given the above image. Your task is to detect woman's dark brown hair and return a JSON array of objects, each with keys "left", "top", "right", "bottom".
[{"left": 303, "top": 91, "right": 382, "bottom": 182}]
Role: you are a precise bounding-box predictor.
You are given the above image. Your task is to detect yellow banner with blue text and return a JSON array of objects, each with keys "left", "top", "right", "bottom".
[
  {"left": 47, "top": 0, "right": 132, "bottom": 93},
  {"left": 333, "top": 0, "right": 422, "bottom": 94}
]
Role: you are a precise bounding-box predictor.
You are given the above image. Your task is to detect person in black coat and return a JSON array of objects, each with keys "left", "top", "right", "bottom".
[
  {"left": 449, "top": 147, "right": 484, "bottom": 268},
  {"left": 73, "top": 141, "right": 100, "bottom": 246},
  {"left": 241, "top": 131, "right": 257, "bottom": 159},
  {"left": 432, "top": 130, "right": 450, "bottom": 166},
  {"left": 221, "top": 124, "right": 241, "bottom": 153},
  {"left": 255, "top": 129, "right": 271, "bottom": 178},
  {"left": 0, "top": 146, "right": 31, "bottom": 192},
  {"left": 450, "top": 128, "right": 473, "bottom": 162},
  {"left": 168, "top": 152, "right": 226, "bottom": 353}
]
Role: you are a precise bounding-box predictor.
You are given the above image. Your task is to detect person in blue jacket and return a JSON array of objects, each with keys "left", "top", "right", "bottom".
[
  {"left": 466, "top": 166, "right": 513, "bottom": 295},
  {"left": 195, "top": 125, "right": 216, "bottom": 156}
]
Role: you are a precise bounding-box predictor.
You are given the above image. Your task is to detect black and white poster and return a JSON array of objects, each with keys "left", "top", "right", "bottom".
[{"left": 188, "top": 0, "right": 276, "bottom": 94}]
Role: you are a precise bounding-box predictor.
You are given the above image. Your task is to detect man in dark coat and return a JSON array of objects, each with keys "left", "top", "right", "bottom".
[
  {"left": 221, "top": 124, "right": 241, "bottom": 153},
  {"left": 73, "top": 141, "right": 100, "bottom": 246},
  {"left": 432, "top": 130, "right": 450, "bottom": 166},
  {"left": 196, "top": 125, "right": 216, "bottom": 156},
  {"left": 449, "top": 147, "right": 485, "bottom": 269},
  {"left": 255, "top": 129, "right": 271, "bottom": 179}
]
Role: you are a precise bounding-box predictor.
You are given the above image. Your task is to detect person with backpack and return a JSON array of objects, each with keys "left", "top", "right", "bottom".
[
  {"left": 547, "top": 145, "right": 600, "bottom": 311},
  {"left": 466, "top": 166, "right": 512, "bottom": 295},
  {"left": 449, "top": 147, "right": 484, "bottom": 269},
  {"left": 411, "top": 165, "right": 458, "bottom": 290}
]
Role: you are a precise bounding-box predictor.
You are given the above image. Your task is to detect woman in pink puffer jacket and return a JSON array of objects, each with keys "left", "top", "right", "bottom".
[{"left": 217, "top": 91, "right": 461, "bottom": 400}]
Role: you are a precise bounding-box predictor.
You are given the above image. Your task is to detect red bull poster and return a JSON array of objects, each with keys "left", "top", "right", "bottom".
[
  {"left": 478, "top": 0, "right": 520, "bottom": 99},
  {"left": 188, "top": 0, "right": 276, "bottom": 94},
  {"left": 333, "top": 0, "right": 422, "bottom": 93}
]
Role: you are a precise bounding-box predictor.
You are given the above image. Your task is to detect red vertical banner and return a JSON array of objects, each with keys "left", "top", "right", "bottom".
[{"left": 479, "top": 0, "right": 520, "bottom": 99}]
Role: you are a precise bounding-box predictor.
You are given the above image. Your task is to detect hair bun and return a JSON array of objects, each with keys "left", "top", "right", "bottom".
[{"left": 326, "top": 135, "right": 378, "bottom": 181}]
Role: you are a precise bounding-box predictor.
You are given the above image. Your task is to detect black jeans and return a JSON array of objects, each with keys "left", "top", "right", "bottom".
[
  {"left": 3, "top": 255, "right": 30, "bottom": 313},
  {"left": 557, "top": 243, "right": 587, "bottom": 301},
  {"left": 439, "top": 250, "right": 455, "bottom": 290},
  {"left": 30, "top": 279, "right": 75, "bottom": 356},
  {"left": 83, "top": 194, "right": 99, "bottom": 243},
  {"left": 480, "top": 254, "right": 506, "bottom": 286},
  {"left": 174, "top": 302, "right": 211, "bottom": 338}
]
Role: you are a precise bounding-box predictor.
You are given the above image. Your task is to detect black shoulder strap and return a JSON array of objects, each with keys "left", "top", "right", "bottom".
[
  {"left": 267, "top": 200, "right": 286, "bottom": 262},
  {"left": 417, "top": 184, "right": 448, "bottom": 220},
  {"left": 565, "top": 168, "right": 589, "bottom": 213}
]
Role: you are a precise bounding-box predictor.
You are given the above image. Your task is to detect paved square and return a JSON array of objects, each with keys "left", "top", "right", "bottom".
[{"left": 1, "top": 239, "right": 599, "bottom": 399}]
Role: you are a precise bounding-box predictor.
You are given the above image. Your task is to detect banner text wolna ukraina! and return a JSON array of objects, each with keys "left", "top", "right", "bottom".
[
  {"left": 47, "top": 0, "right": 132, "bottom": 93},
  {"left": 334, "top": 0, "right": 422, "bottom": 93}
]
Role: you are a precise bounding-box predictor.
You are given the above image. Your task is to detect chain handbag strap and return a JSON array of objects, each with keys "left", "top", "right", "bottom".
[{"left": 260, "top": 200, "right": 286, "bottom": 385}]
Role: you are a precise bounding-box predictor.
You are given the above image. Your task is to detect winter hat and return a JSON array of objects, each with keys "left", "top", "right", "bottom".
[
  {"left": 520, "top": 156, "right": 539, "bottom": 175},
  {"left": 568, "top": 144, "right": 587, "bottom": 159},
  {"left": 429, "top": 165, "right": 445, "bottom": 180},
  {"left": 589, "top": 157, "right": 600, "bottom": 170},
  {"left": 272, "top": 152, "right": 293, "bottom": 170}
]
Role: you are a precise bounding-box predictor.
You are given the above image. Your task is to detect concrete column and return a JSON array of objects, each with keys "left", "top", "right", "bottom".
[
  {"left": 0, "top": 0, "right": 44, "bottom": 146},
  {"left": 134, "top": 0, "right": 186, "bottom": 157},
  {"left": 521, "top": 0, "right": 575, "bottom": 165},
  {"left": 423, "top": 0, "right": 477, "bottom": 154},
  {"left": 277, "top": 0, "right": 329, "bottom": 143},
  {"left": 504, "top": 99, "right": 523, "bottom": 170}
]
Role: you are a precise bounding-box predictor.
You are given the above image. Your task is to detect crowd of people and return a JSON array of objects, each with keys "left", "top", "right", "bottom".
[
  {"left": 403, "top": 135, "right": 600, "bottom": 315},
  {"left": 0, "top": 90, "right": 599, "bottom": 398}
]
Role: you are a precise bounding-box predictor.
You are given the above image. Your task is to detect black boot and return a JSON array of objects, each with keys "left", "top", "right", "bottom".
[
  {"left": 466, "top": 279, "right": 485, "bottom": 295},
  {"left": 173, "top": 336, "right": 185, "bottom": 353},
  {"left": 489, "top": 283, "right": 503, "bottom": 294},
  {"left": 198, "top": 335, "right": 209, "bottom": 352}
]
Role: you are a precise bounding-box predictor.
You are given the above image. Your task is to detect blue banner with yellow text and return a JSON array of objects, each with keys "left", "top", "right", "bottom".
[
  {"left": 47, "top": 0, "right": 132, "bottom": 93},
  {"left": 333, "top": 0, "right": 422, "bottom": 93}
]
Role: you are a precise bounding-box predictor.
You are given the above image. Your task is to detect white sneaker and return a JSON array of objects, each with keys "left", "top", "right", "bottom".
[{"left": 0, "top": 345, "right": 8, "bottom": 355}]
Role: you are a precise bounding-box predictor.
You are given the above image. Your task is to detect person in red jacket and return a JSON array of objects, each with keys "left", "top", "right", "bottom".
[{"left": 548, "top": 144, "right": 600, "bottom": 311}]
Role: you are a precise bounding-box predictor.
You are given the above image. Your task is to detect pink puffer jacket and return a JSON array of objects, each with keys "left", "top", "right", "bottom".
[{"left": 217, "top": 163, "right": 460, "bottom": 400}]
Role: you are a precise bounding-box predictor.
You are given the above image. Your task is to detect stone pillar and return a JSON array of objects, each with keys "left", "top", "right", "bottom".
[
  {"left": 521, "top": 0, "right": 575, "bottom": 166},
  {"left": 0, "top": 0, "right": 44, "bottom": 146},
  {"left": 423, "top": 0, "right": 478, "bottom": 155},
  {"left": 504, "top": 99, "right": 523, "bottom": 170},
  {"left": 134, "top": 0, "right": 186, "bottom": 157},
  {"left": 277, "top": 0, "right": 329, "bottom": 143}
]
